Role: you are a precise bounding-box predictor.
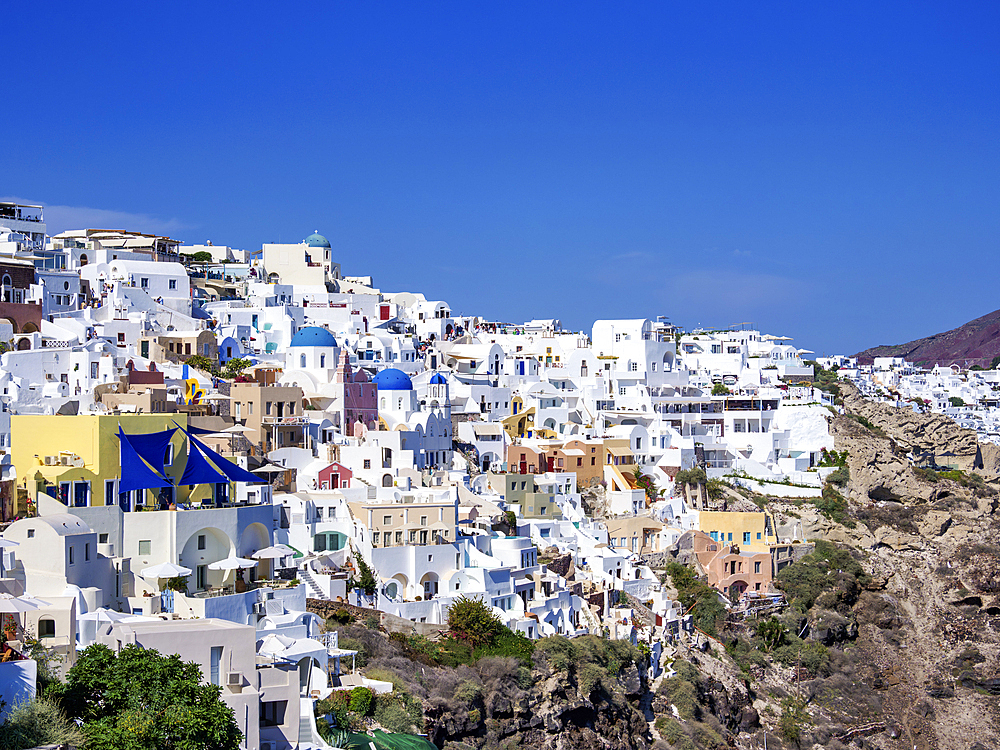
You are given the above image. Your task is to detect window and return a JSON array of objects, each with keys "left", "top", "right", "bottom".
[
  {"left": 27, "top": 529, "right": 34, "bottom": 538},
  {"left": 728, "top": 533, "right": 733, "bottom": 542},
  {"left": 99, "top": 533, "right": 108, "bottom": 544},
  {"left": 383, "top": 515, "right": 392, "bottom": 525},
  {"left": 85, "top": 542, "right": 91, "bottom": 561},
  {"left": 420, "top": 516, "right": 427, "bottom": 526},
  {"left": 140, "top": 278, "right": 149, "bottom": 289},
  {"left": 743, "top": 532, "right": 751, "bottom": 545},
  {"left": 138, "top": 540, "right": 151, "bottom": 555},
  {"left": 754, "top": 561, "right": 762, "bottom": 574},
  {"left": 38, "top": 618, "right": 56, "bottom": 638},
  {"left": 757, "top": 532, "right": 762, "bottom": 540},
  {"left": 260, "top": 700, "right": 287, "bottom": 727},
  {"left": 68, "top": 546, "right": 75, "bottom": 565},
  {"left": 168, "top": 279, "right": 177, "bottom": 290},
  {"left": 619, "top": 387, "right": 626, "bottom": 396},
  {"left": 210, "top": 646, "right": 222, "bottom": 686},
  {"left": 265, "top": 401, "right": 272, "bottom": 415},
  {"left": 363, "top": 459, "right": 371, "bottom": 469},
  {"left": 197, "top": 534, "right": 206, "bottom": 550}
]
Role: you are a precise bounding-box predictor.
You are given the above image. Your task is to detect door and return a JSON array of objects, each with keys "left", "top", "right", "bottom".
[
  {"left": 140, "top": 340, "right": 149, "bottom": 358},
  {"left": 197, "top": 565, "right": 207, "bottom": 591},
  {"left": 73, "top": 481, "right": 90, "bottom": 507},
  {"left": 210, "top": 646, "right": 222, "bottom": 686}
]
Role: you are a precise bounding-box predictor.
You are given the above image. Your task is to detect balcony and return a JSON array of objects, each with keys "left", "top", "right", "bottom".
[{"left": 262, "top": 415, "right": 309, "bottom": 426}]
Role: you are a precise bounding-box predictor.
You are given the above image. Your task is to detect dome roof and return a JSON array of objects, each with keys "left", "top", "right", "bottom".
[
  {"left": 373, "top": 368, "right": 413, "bottom": 391},
  {"left": 429, "top": 373, "right": 448, "bottom": 385},
  {"left": 289, "top": 327, "right": 338, "bottom": 348},
  {"left": 305, "top": 231, "right": 331, "bottom": 248}
]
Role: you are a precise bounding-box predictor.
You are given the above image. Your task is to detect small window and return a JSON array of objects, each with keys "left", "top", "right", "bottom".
[
  {"left": 27, "top": 529, "right": 34, "bottom": 538},
  {"left": 383, "top": 515, "right": 392, "bottom": 525},
  {"left": 363, "top": 459, "right": 371, "bottom": 469},
  {"left": 85, "top": 543, "right": 91, "bottom": 561},
  {"left": 99, "top": 533, "right": 108, "bottom": 544},
  {"left": 38, "top": 618, "right": 56, "bottom": 638},
  {"left": 168, "top": 279, "right": 177, "bottom": 290},
  {"left": 68, "top": 546, "right": 75, "bottom": 565},
  {"left": 743, "top": 532, "right": 751, "bottom": 545},
  {"left": 197, "top": 534, "right": 206, "bottom": 550},
  {"left": 138, "top": 540, "right": 151, "bottom": 555},
  {"left": 140, "top": 278, "right": 149, "bottom": 289}
]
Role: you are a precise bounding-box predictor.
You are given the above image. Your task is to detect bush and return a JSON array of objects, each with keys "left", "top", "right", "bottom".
[
  {"left": 666, "top": 562, "right": 726, "bottom": 636},
  {"left": 675, "top": 467, "right": 707, "bottom": 486},
  {"left": 329, "top": 609, "right": 353, "bottom": 626},
  {"left": 778, "top": 696, "right": 809, "bottom": 743},
  {"left": 0, "top": 697, "right": 84, "bottom": 750},
  {"left": 658, "top": 676, "right": 700, "bottom": 720},
  {"left": 776, "top": 540, "right": 870, "bottom": 613},
  {"left": 813, "top": 483, "right": 855, "bottom": 527},
  {"left": 447, "top": 596, "right": 505, "bottom": 648},
  {"left": 655, "top": 715, "right": 684, "bottom": 743},
  {"left": 825, "top": 466, "right": 850, "bottom": 487}
]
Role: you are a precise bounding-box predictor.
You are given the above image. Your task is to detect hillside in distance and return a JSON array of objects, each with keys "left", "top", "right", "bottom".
[{"left": 854, "top": 307, "right": 1000, "bottom": 368}]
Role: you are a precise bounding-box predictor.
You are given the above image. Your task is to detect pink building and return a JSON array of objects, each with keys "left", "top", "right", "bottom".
[
  {"left": 334, "top": 350, "right": 378, "bottom": 433},
  {"left": 318, "top": 461, "right": 353, "bottom": 490}
]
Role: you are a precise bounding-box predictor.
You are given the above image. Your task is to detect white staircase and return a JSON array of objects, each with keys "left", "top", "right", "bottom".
[{"left": 299, "top": 566, "right": 330, "bottom": 600}]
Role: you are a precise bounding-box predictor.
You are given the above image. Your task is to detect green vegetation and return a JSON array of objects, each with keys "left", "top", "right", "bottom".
[
  {"left": 536, "top": 634, "right": 640, "bottom": 695},
  {"left": 711, "top": 383, "right": 731, "bottom": 396},
  {"left": 0, "top": 697, "right": 84, "bottom": 750},
  {"left": 948, "top": 396, "right": 965, "bottom": 408},
  {"left": 812, "top": 483, "right": 855, "bottom": 527},
  {"left": 674, "top": 467, "right": 707, "bottom": 486},
  {"left": 803, "top": 360, "right": 841, "bottom": 401},
  {"left": 666, "top": 562, "right": 726, "bottom": 636},
  {"left": 705, "top": 478, "right": 728, "bottom": 500},
  {"left": 447, "top": 596, "right": 506, "bottom": 648},
  {"left": 630, "top": 466, "right": 663, "bottom": 500},
  {"left": 778, "top": 696, "right": 810, "bottom": 743},
  {"left": 504, "top": 510, "right": 517, "bottom": 528},
  {"left": 846, "top": 412, "right": 887, "bottom": 437},
  {"left": 183, "top": 353, "right": 219, "bottom": 375},
  {"left": 222, "top": 357, "right": 252, "bottom": 380},
  {"left": 350, "top": 556, "right": 378, "bottom": 595},
  {"left": 50, "top": 643, "right": 242, "bottom": 750},
  {"left": 913, "top": 466, "right": 994, "bottom": 496},
  {"left": 818, "top": 448, "right": 849, "bottom": 468},
  {"left": 825, "top": 465, "right": 850, "bottom": 488},
  {"left": 775, "top": 540, "right": 870, "bottom": 613}
]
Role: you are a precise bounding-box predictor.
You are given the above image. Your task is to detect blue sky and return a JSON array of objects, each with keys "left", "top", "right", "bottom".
[{"left": 5, "top": 2, "right": 998, "bottom": 354}]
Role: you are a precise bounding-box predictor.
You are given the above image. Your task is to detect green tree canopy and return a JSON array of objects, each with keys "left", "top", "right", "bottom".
[
  {"left": 53, "top": 644, "right": 242, "bottom": 750},
  {"left": 447, "top": 596, "right": 505, "bottom": 648}
]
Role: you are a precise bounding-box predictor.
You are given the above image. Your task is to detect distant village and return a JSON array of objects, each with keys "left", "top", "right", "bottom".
[{"left": 0, "top": 200, "right": 895, "bottom": 747}]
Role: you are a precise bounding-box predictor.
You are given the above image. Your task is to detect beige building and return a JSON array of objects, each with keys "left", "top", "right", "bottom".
[
  {"left": 605, "top": 516, "right": 664, "bottom": 555},
  {"left": 139, "top": 330, "right": 218, "bottom": 364},
  {"left": 261, "top": 232, "right": 341, "bottom": 289},
  {"left": 230, "top": 381, "right": 307, "bottom": 452},
  {"left": 347, "top": 492, "right": 458, "bottom": 548}
]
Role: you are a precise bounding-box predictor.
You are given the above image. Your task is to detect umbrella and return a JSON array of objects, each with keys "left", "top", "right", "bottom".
[
  {"left": 208, "top": 556, "right": 258, "bottom": 570},
  {"left": 0, "top": 593, "right": 40, "bottom": 613},
  {"left": 79, "top": 607, "right": 134, "bottom": 623},
  {"left": 0, "top": 540, "right": 18, "bottom": 548},
  {"left": 252, "top": 545, "right": 293, "bottom": 560},
  {"left": 221, "top": 425, "right": 256, "bottom": 434},
  {"left": 141, "top": 562, "right": 193, "bottom": 578},
  {"left": 252, "top": 463, "right": 285, "bottom": 475},
  {"left": 258, "top": 633, "right": 294, "bottom": 656}
]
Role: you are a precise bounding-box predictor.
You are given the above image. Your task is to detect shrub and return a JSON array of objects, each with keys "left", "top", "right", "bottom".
[
  {"left": 675, "top": 467, "right": 707, "bottom": 486},
  {"left": 825, "top": 466, "right": 850, "bottom": 487},
  {"left": 776, "top": 540, "right": 870, "bottom": 613},
  {"left": 655, "top": 715, "right": 684, "bottom": 743},
  {"left": 453, "top": 679, "right": 483, "bottom": 704},
  {"left": 0, "top": 697, "right": 84, "bottom": 750},
  {"left": 666, "top": 562, "right": 725, "bottom": 636},
  {"left": 329, "top": 609, "right": 353, "bottom": 626},
  {"left": 711, "top": 383, "right": 731, "bottom": 396},
  {"left": 778, "top": 696, "right": 809, "bottom": 743},
  {"left": 658, "top": 676, "right": 700, "bottom": 720},
  {"left": 447, "top": 596, "right": 505, "bottom": 648},
  {"left": 813, "top": 483, "right": 854, "bottom": 527},
  {"left": 349, "top": 686, "right": 374, "bottom": 716}
]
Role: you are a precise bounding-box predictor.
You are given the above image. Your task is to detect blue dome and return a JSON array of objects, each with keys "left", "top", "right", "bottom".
[
  {"left": 373, "top": 368, "right": 413, "bottom": 391},
  {"left": 289, "top": 327, "right": 338, "bottom": 348},
  {"left": 429, "top": 373, "right": 448, "bottom": 385},
  {"left": 305, "top": 231, "right": 331, "bottom": 248}
]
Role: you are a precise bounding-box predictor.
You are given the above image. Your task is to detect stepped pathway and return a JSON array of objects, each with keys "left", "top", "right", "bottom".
[{"left": 299, "top": 566, "right": 330, "bottom": 601}]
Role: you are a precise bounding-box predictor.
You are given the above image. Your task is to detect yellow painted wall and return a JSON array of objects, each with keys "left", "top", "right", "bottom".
[
  {"left": 11, "top": 414, "right": 221, "bottom": 511},
  {"left": 698, "top": 510, "right": 775, "bottom": 553}
]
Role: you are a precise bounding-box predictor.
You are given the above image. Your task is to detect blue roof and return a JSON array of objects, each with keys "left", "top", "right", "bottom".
[
  {"left": 305, "top": 231, "right": 331, "bottom": 248},
  {"left": 289, "top": 326, "right": 338, "bottom": 348},
  {"left": 373, "top": 368, "right": 413, "bottom": 391},
  {"left": 429, "top": 373, "right": 448, "bottom": 384}
]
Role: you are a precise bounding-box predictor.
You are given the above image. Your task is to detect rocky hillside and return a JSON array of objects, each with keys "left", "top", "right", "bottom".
[{"left": 854, "top": 307, "right": 1000, "bottom": 368}]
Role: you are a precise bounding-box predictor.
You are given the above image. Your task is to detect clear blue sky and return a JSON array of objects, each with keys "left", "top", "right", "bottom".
[{"left": 5, "top": 2, "right": 998, "bottom": 354}]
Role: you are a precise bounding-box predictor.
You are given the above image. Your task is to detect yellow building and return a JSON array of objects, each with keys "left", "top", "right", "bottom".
[
  {"left": 11, "top": 414, "right": 227, "bottom": 513},
  {"left": 697, "top": 510, "right": 776, "bottom": 553}
]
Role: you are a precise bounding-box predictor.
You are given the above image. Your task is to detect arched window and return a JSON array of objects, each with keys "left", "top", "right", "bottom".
[
  {"left": 1, "top": 275, "right": 10, "bottom": 303},
  {"left": 380, "top": 398, "right": 386, "bottom": 409},
  {"left": 300, "top": 354, "right": 306, "bottom": 368},
  {"left": 38, "top": 617, "right": 56, "bottom": 638},
  {"left": 80, "top": 254, "right": 88, "bottom": 266},
  {"left": 320, "top": 354, "right": 326, "bottom": 367},
  {"left": 382, "top": 474, "right": 393, "bottom": 487}
]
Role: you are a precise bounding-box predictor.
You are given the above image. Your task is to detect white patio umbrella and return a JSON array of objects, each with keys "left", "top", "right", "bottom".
[
  {"left": 0, "top": 593, "right": 40, "bottom": 613},
  {"left": 79, "top": 607, "right": 134, "bottom": 623},
  {"left": 258, "top": 632, "right": 294, "bottom": 657},
  {"left": 140, "top": 562, "right": 193, "bottom": 578},
  {"left": 252, "top": 545, "right": 293, "bottom": 560},
  {"left": 208, "top": 556, "right": 258, "bottom": 571}
]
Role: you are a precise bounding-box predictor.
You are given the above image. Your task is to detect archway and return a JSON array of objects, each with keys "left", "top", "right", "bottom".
[
  {"left": 419, "top": 571, "right": 439, "bottom": 601},
  {"left": 391, "top": 573, "right": 409, "bottom": 600},
  {"left": 238, "top": 522, "right": 270, "bottom": 580},
  {"left": 16, "top": 337, "right": 30, "bottom": 351},
  {"left": 179, "top": 527, "right": 235, "bottom": 592},
  {"left": 20, "top": 322, "right": 38, "bottom": 334}
]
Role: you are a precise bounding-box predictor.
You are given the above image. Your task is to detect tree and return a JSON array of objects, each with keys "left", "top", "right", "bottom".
[
  {"left": 948, "top": 396, "right": 965, "bottom": 408},
  {"left": 447, "top": 596, "right": 505, "bottom": 648},
  {"left": 222, "top": 357, "right": 252, "bottom": 380},
  {"left": 630, "top": 465, "right": 661, "bottom": 501},
  {"left": 754, "top": 617, "right": 787, "bottom": 652},
  {"left": 711, "top": 383, "right": 731, "bottom": 396},
  {"left": 184, "top": 354, "right": 218, "bottom": 375},
  {"left": 351, "top": 555, "right": 378, "bottom": 596},
  {"left": 0, "top": 697, "right": 83, "bottom": 750},
  {"left": 53, "top": 644, "right": 242, "bottom": 750}
]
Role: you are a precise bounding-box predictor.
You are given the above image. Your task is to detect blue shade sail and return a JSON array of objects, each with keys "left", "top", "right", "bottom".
[
  {"left": 121, "top": 428, "right": 176, "bottom": 477},
  {"left": 173, "top": 422, "right": 265, "bottom": 484},
  {"left": 187, "top": 424, "right": 222, "bottom": 436},
  {"left": 177, "top": 437, "right": 227, "bottom": 486},
  {"left": 117, "top": 428, "right": 173, "bottom": 495}
]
